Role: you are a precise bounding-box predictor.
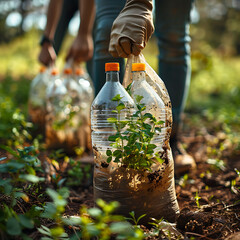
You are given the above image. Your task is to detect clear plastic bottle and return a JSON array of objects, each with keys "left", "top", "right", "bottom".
[
  {"left": 91, "top": 62, "right": 135, "bottom": 167},
  {"left": 28, "top": 66, "right": 48, "bottom": 133},
  {"left": 130, "top": 63, "right": 167, "bottom": 153},
  {"left": 45, "top": 68, "right": 83, "bottom": 154},
  {"left": 75, "top": 67, "right": 94, "bottom": 151}
]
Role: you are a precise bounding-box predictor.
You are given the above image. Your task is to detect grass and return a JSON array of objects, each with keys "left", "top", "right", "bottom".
[{"left": 0, "top": 27, "right": 239, "bottom": 149}]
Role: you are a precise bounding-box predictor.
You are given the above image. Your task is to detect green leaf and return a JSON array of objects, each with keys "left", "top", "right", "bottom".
[
  {"left": 112, "top": 94, "right": 123, "bottom": 101},
  {"left": 86, "top": 225, "right": 100, "bottom": 237},
  {"left": 88, "top": 208, "right": 102, "bottom": 218},
  {"left": 6, "top": 217, "right": 21, "bottom": 236},
  {"left": 143, "top": 113, "right": 153, "bottom": 119},
  {"left": 108, "top": 135, "right": 119, "bottom": 141},
  {"left": 155, "top": 127, "right": 162, "bottom": 132},
  {"left": 135, "top": 142, "right": 141, "bottom": 150},
  {"left": 19, "top": 174, "right": 44, "bottom": 183},
  {"left": 38, "top": 225, "right": 51, "bottom": 236},
  {"left": 135, "top": 95, "right": 143, "bottom": 103},
  {"left": 0, "top": 144, "right": 19, "bottom": 159},
  {"left": 19, "top": 214, "right": 34, "bottom": 229},
  {"left": 114, "top": 157, "right": 120, "bottom": 163},
  {"left": 110, "top": 222, "right": 134, "bottom": 235},
  {"left": 107, "top": 117, "right": 117, "bottom": 123},
  {"left": 113, "top": 150, "right": 122, "bottom": 157},
  {"left": 142, "top": 123, "right": 152, "bottom": 130},
  {"left": 147, "top": 144, "right": 157, "bottom": 150},
  {"left": 62, "top": 216, "right": 81, "bottom": 226},
  {"left": 137, "top": 214, "right": 146, "bottom": 223},
  {"left": 106, "top": 150, "right": 112, "bottom": 156},
  {"left": 50, "top": 227, "right": 66, "bottom": 238},
  {"left": 107, "top": 157, "right": 112, "bottom": 163},
  {"left": 116, "top": 103, "right": 126, "bottom": 111}
]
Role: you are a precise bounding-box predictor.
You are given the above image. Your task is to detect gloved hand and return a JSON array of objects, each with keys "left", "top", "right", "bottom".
[{"left": 109, "top": 0, "right": 154, "bottom": 58}]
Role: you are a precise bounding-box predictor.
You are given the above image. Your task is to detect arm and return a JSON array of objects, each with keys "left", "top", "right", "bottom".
[
  {"left": 38, "top": 0, "right": 63, "bottom": 66},
  {"left": 66, "top": 0, "right": 95, "bottom": 63},
  {"left": 109, "top": 0, "right": 154, "bottom": 58}
]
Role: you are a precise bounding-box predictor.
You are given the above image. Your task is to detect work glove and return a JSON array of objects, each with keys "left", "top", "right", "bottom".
[{"left": 109, "top": 0, "right": 154, "bottom": 58}]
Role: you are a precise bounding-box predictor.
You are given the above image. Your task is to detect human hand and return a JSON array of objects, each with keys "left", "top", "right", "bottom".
[
  {"left": 38, "top": 42, "right": 57, "bottom": 67},
  {"left": 109, "top": 0, "right": 154, "bottom": 58},
  {"left": 66, "top": 33, "right": 93, "bottom": 64}
]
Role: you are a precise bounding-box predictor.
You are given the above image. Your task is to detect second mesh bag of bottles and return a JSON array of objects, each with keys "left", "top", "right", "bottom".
[
  {"left": 91, "top": 62, "right": 179, "bottom": 225},
  {"left": 45, "top": 67, "right": 92, "bottom": 154}
]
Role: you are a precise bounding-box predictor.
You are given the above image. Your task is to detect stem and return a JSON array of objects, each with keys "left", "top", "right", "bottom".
[{"left": 117, "top": 101, "right": 124, "bottom": 164}]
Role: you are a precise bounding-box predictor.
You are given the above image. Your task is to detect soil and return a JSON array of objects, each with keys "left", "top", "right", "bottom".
[{"left": 1, "top": 115, "right": 240, "bottom": 239}]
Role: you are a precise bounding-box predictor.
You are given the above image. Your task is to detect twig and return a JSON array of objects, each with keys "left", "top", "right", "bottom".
[
  {"left": 224, "top": 201, "right": 240, "bottom": 209},
  {"left": 185, "top": 232, "right": 212, "bottom": 240}
]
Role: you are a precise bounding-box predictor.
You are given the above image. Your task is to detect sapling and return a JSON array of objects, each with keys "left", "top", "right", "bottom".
[
  {"left": 195, "top": 191, "right": 201, "bottom": 209},
  {"left": 106, "top": 94, "right": 165, "bottom": 171}
]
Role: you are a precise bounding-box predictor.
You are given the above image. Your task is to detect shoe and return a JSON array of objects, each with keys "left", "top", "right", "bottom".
[{"left": 171, "top": 139, "right": 196, "bottom": 176}]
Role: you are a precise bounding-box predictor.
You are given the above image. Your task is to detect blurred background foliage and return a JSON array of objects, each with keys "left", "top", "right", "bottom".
[{"left": 0, "top": 0, "right": 239, "bottom": 151}]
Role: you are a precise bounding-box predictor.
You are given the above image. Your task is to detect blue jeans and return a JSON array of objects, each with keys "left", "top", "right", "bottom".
[{"left": 94, "top": 0, "right": 194, "bottom": 137}]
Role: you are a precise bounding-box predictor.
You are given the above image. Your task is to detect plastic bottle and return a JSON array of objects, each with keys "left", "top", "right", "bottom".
[
  {"left": 91, "top": 63, "right": 179, "bottom": 224},
  {"left": 45, "top": 67, "right": 83, "bottom": 154},
  {"left": 75, "top": 66, "right": 94, "bottom": 151},
  {"left": 28, "top": 66, "right": 48, "bottom": 133},
  {"left": 130, "top": 63, "right": 167, "bottom": 153},
  {"left": 91, "top": 62, "right": 135, "bottom": 166}
]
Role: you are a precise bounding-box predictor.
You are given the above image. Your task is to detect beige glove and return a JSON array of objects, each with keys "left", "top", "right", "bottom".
[{"left": 109, "top": 0, "right": 154, "bottom": 58}]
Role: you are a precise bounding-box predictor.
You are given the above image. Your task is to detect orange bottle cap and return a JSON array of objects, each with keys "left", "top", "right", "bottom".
[
  {"left": 39, "top": 66, "right": 46, "bottom": 73},
  {"left": 64, "top": 68, "right": 72, "bottom": 74},
  {"left": 105, "top": 62, "right": 119, "bottom": 72},
  {"left": 75, "top": 68, "right": 84, "bottom": 75},
  {"left": 51, "top": 68, "right": 59, "bottom": 75},
  {"left": 132, "top": 63, "right": 145, "bottom": 71}
]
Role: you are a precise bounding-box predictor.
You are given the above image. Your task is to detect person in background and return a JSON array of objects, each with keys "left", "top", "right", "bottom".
[
  {"left": 38, "top": 0, "right": 196, "bottom": 175},
  {"left": 38, "top": 0, "right": 95, "bottom": 67}
]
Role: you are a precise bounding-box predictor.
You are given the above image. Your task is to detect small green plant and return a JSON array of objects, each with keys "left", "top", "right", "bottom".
[
  {"left": 194, "top": 191, "right": 201, "bottom": 209},
  {"left": 38, "top": 190, "right": 144, "bottom": 240},
  {"left": 178, "top": 173, "right": 189, "bottom": 188},
  {"left": 127, "top": 211, "right": 146, "bottom": 226},
  {"left": 231, "top": 168, "right": 240, "bottom": 194},
  {"left": 38, "top": 188, "right": 70, "bottom": 240},
  {"left": 106, "top": 94, "right": 164, "bottom": 171},
  {"left": 207, "top": 158, "right": 226, "bottom": 171},
  {"left": 148, "top": 218, "right": 183, "bottom": 240},
  {"left": 0, "top": 145, "right": 44, "bottom": 239},
  {"left": 66, "top": 159, "right": 92, "bottom": 187},
  {"left": 0, "top": 95, "right": 33, "bottom": 147}
]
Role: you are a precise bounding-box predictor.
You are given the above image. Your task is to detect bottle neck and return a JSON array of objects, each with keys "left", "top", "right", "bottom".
[
  {"left": 132, "top": 71, "right": 146, "bottom": 82},
  {"left": 106, "top": 71, "right": 119, "bottom": 82}
]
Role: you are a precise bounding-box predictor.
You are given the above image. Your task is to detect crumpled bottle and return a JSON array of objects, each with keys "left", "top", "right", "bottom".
[
  {"left": 28, "top": 66, "right": 49, "bottom": 133},
  {"left": 45, "top": 67, "right": 84, "bottom": 154}
]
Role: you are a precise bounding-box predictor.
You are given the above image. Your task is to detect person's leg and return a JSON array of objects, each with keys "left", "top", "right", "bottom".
[
  {"left": 155, "top": 0, "right": 195, "bottom": 174},
  {"left": 53, "top": 0, "right": 79, "bottom": 55},
  {"left": 93, "top": 0, "right": 126, "bottom": 95},
  {"left": 155, "top": 0, "right": 194, "bottom": 139}
]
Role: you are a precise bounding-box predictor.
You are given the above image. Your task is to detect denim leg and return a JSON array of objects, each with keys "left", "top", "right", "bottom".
[
  {"left": 93, "top": 0, "right": 126, "bottom": 95},
  {"left": 155, "top": 0, "right": 194, "bottom": 137},
  {"left": 54, "top": 0, "right": 78, "bottom": 55}
]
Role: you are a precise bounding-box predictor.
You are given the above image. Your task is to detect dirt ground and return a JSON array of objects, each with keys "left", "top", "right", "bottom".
[
  {"left": 1, "top": 115, "right": 240, "bottom": 240},
  {"left": 54, "top": 120, "right": 240, "bottom": 239}
]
